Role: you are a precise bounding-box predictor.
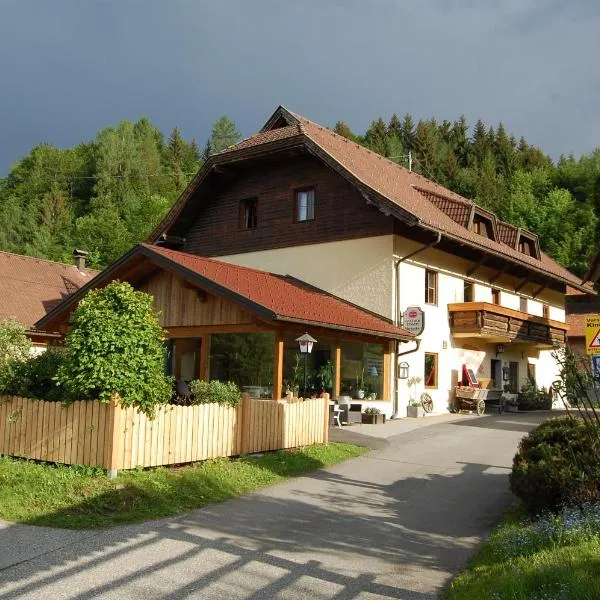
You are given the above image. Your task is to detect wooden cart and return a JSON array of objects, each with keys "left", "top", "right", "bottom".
[{"left": 452, "top": 386, "right": 487, "bottom": 415}]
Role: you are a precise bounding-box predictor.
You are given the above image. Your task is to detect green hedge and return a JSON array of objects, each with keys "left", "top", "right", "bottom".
[
  {"left": 187, "top": 380, "right": 241, "bottom": 406},
  {"left": 510, "top": 417, "right": 600, "bottom": 514}
]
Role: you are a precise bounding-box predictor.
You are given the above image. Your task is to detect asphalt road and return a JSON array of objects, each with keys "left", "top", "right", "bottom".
[{"left": 0, "top": 412, "right": 548, "bottom": 600}]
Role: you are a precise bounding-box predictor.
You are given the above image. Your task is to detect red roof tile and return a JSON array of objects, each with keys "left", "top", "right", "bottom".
[
  {"left": 0, "top": 251, "right": 97, "bottom": 329},
  {"left": 144, "top": 245, "right": 411, "bottom": 339}
]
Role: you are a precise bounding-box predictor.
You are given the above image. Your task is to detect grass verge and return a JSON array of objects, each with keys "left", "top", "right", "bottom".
[
  {"left": 0, "top": 443, "right": 366, "bottom": 529},
  {"left": 445, "top": 504, "right": 600, "bottom": 600}
]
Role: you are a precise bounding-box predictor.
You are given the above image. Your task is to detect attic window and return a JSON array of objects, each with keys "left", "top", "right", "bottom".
[
  {"left": 472, "top": 215, "right": 494, "bottom": 239},
  {"left": 518, "top": 237, "right": 535, "bottom": 257},
  {"left": 239, "top": 198, "right": 258, "bottom": 230}
]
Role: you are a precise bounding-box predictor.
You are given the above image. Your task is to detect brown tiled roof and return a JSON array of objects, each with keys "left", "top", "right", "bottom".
[
  {"left": 497, "top": 222, "right": 518, "bottom": 247},
  {"left": 416, "top": 190, "right": 471, "bottom": 227},
  {"left": 151, "top": 105, "right": 592, "bottom": 292},
  {"left": 215, "top": 124, "right": 303, "bottom": 153},
  {"left": 0, "top": 251, "right": 97, "bottom": 329},
  {"left": 36, "top": 245, "right": 413, "bottom": 341}
]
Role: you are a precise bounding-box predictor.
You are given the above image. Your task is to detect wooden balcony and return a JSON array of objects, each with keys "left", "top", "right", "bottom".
[{"left": 448, "top": 302, "right": 568, "bottom": 347}]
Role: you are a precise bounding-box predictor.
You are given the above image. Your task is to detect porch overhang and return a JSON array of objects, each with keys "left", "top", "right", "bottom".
[{"left": 448, "top": 302, "right": 568, "bottom": 348}]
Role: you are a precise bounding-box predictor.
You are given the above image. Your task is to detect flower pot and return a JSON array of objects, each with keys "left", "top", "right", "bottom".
[
  {"left": 407, "top": 405, "right": 424, "bottom": 418},
  {"left": 361, "top": 413, "right": 386, "bottom": 424}
]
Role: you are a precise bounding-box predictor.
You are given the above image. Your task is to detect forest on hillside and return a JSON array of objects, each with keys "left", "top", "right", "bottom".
[{"left": 1, "top": 112, "right": 599, "bottom": 276}]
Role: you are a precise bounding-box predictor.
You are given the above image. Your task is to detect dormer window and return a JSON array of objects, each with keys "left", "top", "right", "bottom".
[
  {"left": 516, "top": 231, "right": 540, "bottom": 259},
  {"left": 519, "top": 237, "right": 535, "bottom": 256},
  {"left": 472, "top": 215, "right": 494, "bottom": 239},
  {"left": 240, "top": 198, "right": 258, "bottom": 230}
]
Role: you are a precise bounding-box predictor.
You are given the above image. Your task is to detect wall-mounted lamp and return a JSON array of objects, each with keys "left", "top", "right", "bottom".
[
  {"left": 496, "top": 344, "right": 505, "bottom": 356},
  {"left": 398, "top": 361, "right": 409, "bottom": 379}
]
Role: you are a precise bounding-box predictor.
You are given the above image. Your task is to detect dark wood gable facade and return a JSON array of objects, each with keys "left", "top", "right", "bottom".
[{"left": 180, "top": 153, "right": 393, "bottom": 258}]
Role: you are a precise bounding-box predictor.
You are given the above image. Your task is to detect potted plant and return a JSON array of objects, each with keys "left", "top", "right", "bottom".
[
  {"left": 407, "top": 398, "right": 425, "bottom": 418},
  {"left": 362, "top": 407, "right": 385, "bottom": 424},
  {"left": 406, "top": 376, "right": 423, "bottom": 416},
  {"left": 356, "top": 366, "right": 365, "bottom": 399}
]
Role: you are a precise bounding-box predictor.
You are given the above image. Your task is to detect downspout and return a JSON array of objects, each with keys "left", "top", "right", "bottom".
[{"left": 392, "top": 231, "right": 442, "bottom": 418}]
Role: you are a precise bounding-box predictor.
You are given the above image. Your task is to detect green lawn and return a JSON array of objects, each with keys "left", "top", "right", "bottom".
[
  {"left": 0, "top": 443, "right": 366, "bottom": 529},
  {"left": 445, "top": 504, "right": 600, "bottom": 600}
]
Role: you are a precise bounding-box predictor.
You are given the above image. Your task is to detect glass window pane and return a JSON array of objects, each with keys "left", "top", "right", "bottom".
[
  {"left": 209, "top": 332, "right": 274, "bottom": 398},
  {"left": 340, "top": 341, "right": 383, "bottom": 399},
  {"left": 282, "top": 333, "right": 334, "bottom": 397},
  {"left": 424, "top": 353, "right": 437, "bottom": 388}
]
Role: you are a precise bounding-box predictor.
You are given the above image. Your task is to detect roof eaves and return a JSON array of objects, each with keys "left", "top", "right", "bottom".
[{"left": 273, "top": 315, "right": 412, "bottom": 341}]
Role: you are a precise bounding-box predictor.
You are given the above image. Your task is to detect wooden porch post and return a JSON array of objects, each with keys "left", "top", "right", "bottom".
[
  {"left": 273, "top": 332, "right": 284, "bottom": 400},
  {"left": 200, "top": 334, "right": 209, "bottom": 380},
  {"left": 334, "top": 340, "right": 342, "bottom": 399},
  {"left": 383, "top": 341, "right": 392, "bottom": 401}
]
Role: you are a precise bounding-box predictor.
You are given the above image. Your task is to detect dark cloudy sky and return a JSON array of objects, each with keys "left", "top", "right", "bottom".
[{"left": 1, "top": 0, "right": 598, "bottom": 175}]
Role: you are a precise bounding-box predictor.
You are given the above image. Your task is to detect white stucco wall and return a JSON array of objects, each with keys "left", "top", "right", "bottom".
[{"left": 218, "top": 236, "right": 395, "bottom": 320}]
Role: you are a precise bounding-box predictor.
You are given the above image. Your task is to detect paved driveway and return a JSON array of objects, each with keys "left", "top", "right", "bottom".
[{"left": 0, "top": 412, "right": 548, "bottom": 600}]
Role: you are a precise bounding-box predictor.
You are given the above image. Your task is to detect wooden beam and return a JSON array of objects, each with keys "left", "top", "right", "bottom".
[
  {"left": 532, "top": 283, "right": 548, "bottom": 298},
  {"left": 334, "top": 341, "right": 342, "bottom": 398},
  {"left": 200, "top": 335, "right": 209, "bottom": 380},
  {"left": 164, "top": 323, "right": 273, "bottom": 337},
  {"left": 467, "top": 256, "right": 487, "bottom": 277},
  {"left": 514, "top": 277, "right": 529, "bottom": 293},
  {"left": 489, "top": 265, "right": 508, "bottom": 285},
  {"left": 273, "top": 332, "right": 284, "bottom": 401}
]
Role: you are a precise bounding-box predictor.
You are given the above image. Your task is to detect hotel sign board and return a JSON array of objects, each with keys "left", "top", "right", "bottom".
[{"left": 402, "top": 306, "right": 425, "bottom": 336}]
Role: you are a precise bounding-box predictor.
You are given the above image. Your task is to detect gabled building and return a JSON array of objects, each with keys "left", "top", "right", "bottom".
[
  {"left": 37, "top": 107, "right": 591, "bottom": 416},
  {"left": 0, "top": 250, "right": 96, "bottom": 348}
]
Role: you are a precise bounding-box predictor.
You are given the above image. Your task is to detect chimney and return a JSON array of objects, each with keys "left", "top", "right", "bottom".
[{"left": 73, "top": 249, "right": 89, "bottom": 271}]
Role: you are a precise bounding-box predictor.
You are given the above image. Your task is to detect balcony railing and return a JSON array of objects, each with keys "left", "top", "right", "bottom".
[{"left": 448, "top": 302, "right": 568, "bottom": 347}]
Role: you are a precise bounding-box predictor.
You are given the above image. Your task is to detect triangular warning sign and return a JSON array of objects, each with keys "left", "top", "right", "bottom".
[{"left": 589, "top": 329, "right": 600, "bottom": 349}]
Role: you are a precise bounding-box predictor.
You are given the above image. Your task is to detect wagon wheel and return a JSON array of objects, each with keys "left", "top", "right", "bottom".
[
  {"left": 476, "top": 399, "right": 486, "bottom": 416},
  {"left": 421, "top": 392, "right": 434, "bottom": 413}
]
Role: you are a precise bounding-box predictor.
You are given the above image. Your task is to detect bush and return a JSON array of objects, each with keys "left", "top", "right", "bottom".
[
  {"left": 56, "top": 281, "right": 172, "bottom": 416},
  {"left": 188, "top": 380, "right": 241, "bottom": 406},
  {"left": 10, "top": 350, "right": 66, "bottom": 400},
  {"left": 0, "top": 319, "right": 31, "bottom": 394},
  {"left": 510, "top": 417, "right": 600, "bottom": 514},
  {"left": 518, "top": 381, "right": 552, "bottom": 411},
  {"left": 363, "top": 407, "right": 381, "bottom": 415}
]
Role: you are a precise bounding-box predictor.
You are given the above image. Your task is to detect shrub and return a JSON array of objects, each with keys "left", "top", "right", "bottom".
[
  {"left": 363, "top": 407, "right": 381, "bottom": 415},
  {"left": 56, "top": 281, "right": 172, "bottom": 416},
  {"left": 518, "top": 381, "right": 552, "bottom": 411},
  {"left": 11, "top": 349, "right": 66, "bottom": 400},
  {"left": 510, "top": 417, "right": 600, "bottom": 514},
  {"left": 188, "top": 380, "right": 241, "bottom": 406},
  {"left": 0, "top": 319, "right": 31, "bottom": 394}
]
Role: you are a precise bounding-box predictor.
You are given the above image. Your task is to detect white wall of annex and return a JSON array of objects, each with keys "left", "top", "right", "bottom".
[{"left": 218, "top": 236, "right": 395, "bottom": 320}]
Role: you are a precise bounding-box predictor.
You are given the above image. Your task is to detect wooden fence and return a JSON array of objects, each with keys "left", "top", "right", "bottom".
[{"left": 0, "top": 394, "right": 329, "bottom": 473}]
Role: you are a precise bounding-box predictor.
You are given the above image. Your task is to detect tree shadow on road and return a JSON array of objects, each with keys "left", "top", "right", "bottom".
[{"left": 0, "top": 456, "right": 514, "bottom": 600}]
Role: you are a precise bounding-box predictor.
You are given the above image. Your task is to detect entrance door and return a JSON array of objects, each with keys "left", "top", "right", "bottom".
[{"left": 509, "top": 361, "right": 519, "bottom": 393}]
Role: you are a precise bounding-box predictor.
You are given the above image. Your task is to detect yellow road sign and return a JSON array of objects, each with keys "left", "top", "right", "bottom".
[{"left": 585, "top": 315, "right": 600, "bottom": 355}]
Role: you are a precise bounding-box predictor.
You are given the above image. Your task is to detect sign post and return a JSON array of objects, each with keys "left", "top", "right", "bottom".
[
  {"left": 402, "top": 306, "right": 425, "bottom": 336},
  {"left": 585, "top": 316, "right": 600, "bottom": 356}
]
